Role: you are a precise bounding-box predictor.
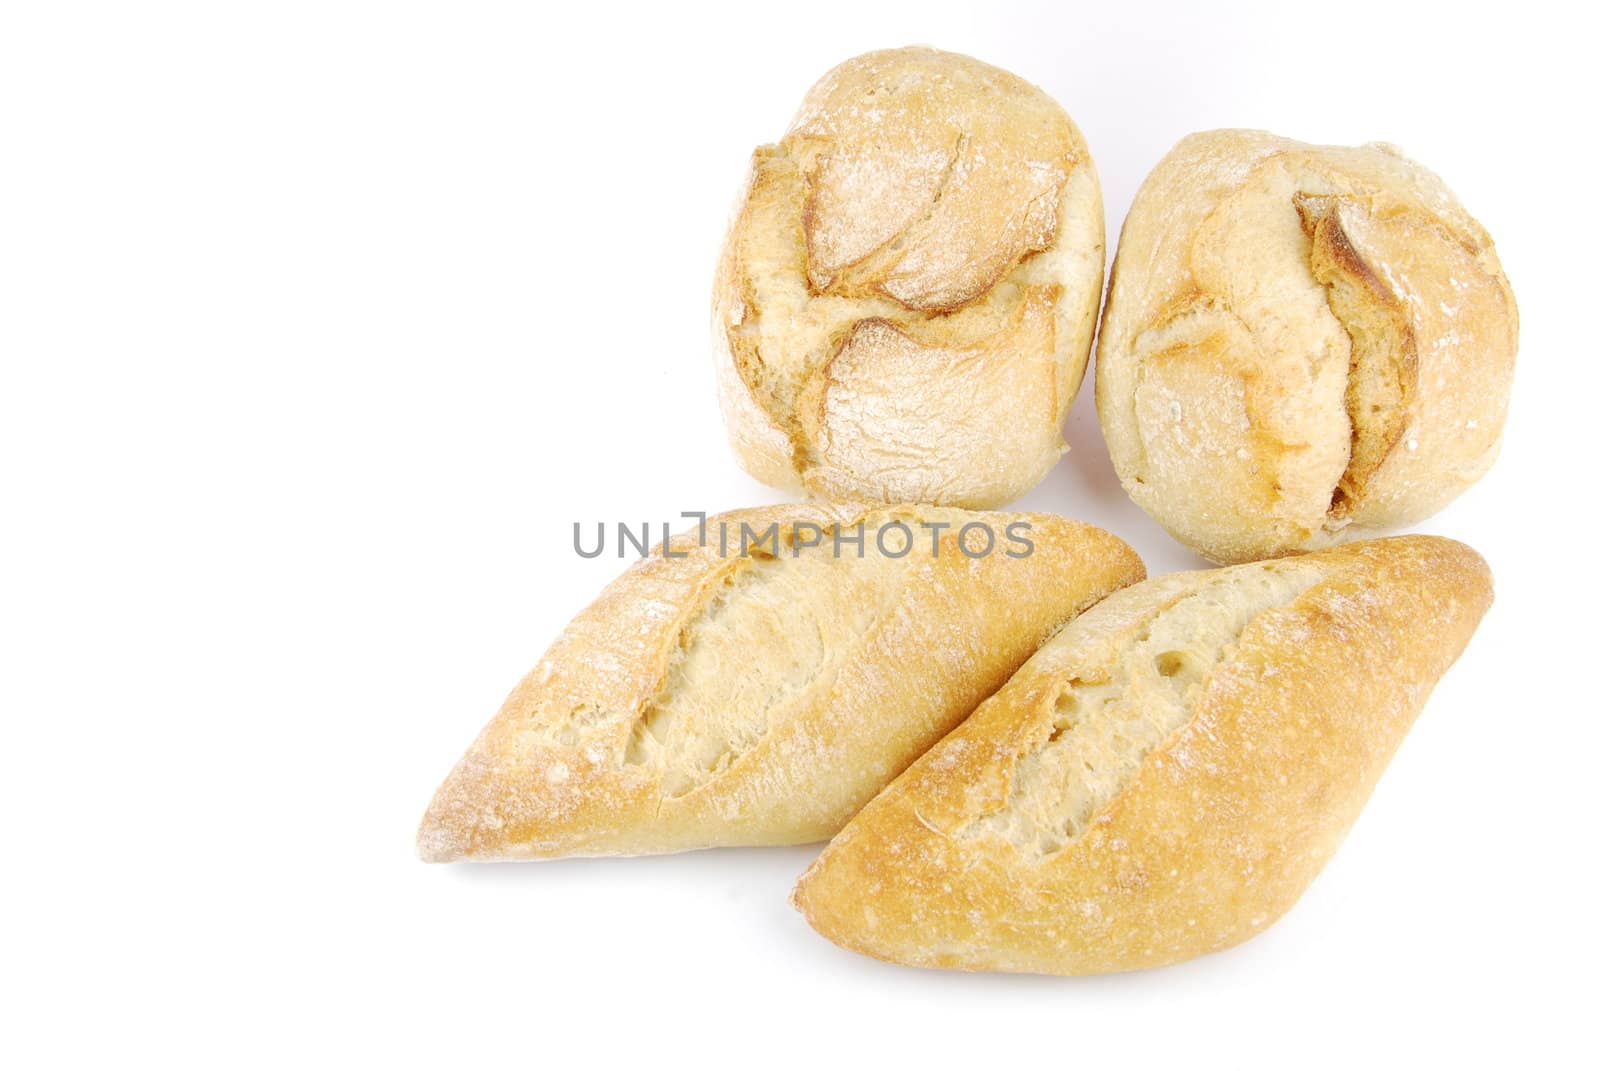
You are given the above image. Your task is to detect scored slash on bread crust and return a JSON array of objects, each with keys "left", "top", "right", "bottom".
[
  {"left": 1096, "top": 130, "right": 1517, "bottom": 564},
  {"left": 792, "top": 535, "right": 1492, "bottom": 975},
  {"left": 713, "top": 47, "right": 1105, "bottom": 508},
  {"left": 417, "top": 503, "right": 1144, "bottom": 861}
]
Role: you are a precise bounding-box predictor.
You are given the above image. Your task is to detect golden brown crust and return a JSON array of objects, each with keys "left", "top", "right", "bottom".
[
  {"left": 1096, "top": 130, "right": 1517, "bottom": 563},
  {"left": 713, "top": 47, "right": 1104, "bottom": 508},
  {"left": 418, "top": 503, "right": 1144, "bottom": 861},
  {"left": 1295, "top": 194, "right": 1418, "bottom": 513},
  {"left": 792, "top": 536, "right": 1492, "bottom": 974}
]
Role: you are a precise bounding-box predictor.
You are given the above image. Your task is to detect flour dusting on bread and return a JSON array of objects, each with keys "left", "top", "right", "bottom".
[{"left": 714, "top": 47, "right": 1104, "bottom": 508}]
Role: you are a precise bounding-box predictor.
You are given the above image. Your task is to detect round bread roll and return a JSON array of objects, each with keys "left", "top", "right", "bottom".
[
  {"left": 713, "top": 47, "right": 1104, "bottom": 508},
  {"left": 1097, "top": 130, "right": 1517, "bottom": 563}
]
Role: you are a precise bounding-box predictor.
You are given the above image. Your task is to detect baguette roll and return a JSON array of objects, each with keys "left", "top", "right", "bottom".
[
  {"left": 793, "top": 536, "right": 1491, "bottom": 974},
  {"left": 713, "top": 47, "right": 1104, "bottom": 508},
  {"left": 418, "top": 503, "right": 1143, "bottom": 861},
  {"left": 1097, "top": 130, "right": 1517, "bottom": 563}
]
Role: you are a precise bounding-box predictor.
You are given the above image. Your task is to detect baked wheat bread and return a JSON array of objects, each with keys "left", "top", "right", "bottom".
[
  {"left": 1097, "top": 131, "right": 1517, "bottom": 563},
  {"left": 418, "top": 503, "right": 1143, "bottom": 861},
  {"left": 713, "top": 47, "right": 1104, "bottom": 508},
  {"left": 793, "top": 535, "right": 1491, "bottom": 974}
]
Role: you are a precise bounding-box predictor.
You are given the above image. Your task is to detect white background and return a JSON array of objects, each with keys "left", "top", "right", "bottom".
[{"left": 4, "top": 1, "right": 1595, "bottom": 1066}]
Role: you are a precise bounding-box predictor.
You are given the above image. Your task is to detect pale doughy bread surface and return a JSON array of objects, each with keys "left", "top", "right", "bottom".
[
  {"left": 1097, "top": 130, "right": 1517, "bottom": 563},
  {"left": 794, "top": 536, "right": 1492, "bottom": 974},
  {"left": 714, "top": 47, "right": 1104, "bottom": 508},
  {"left": 418, "top": 502, "right": 1143, "bottom": 860}
]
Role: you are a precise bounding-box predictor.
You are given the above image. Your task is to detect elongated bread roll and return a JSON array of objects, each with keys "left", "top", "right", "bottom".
[
  {"left": 793, "top": 536, "right": 1491, "bottom": 974},
  {"left": 418, "top": 503, "right": 1143, "bottom": 861},
  {"left": 713, "top": 47, "right": 1104, "bottom": 508},
  {"left": 1097, "top": 130, "right": 1517, "bottom": 563}
]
